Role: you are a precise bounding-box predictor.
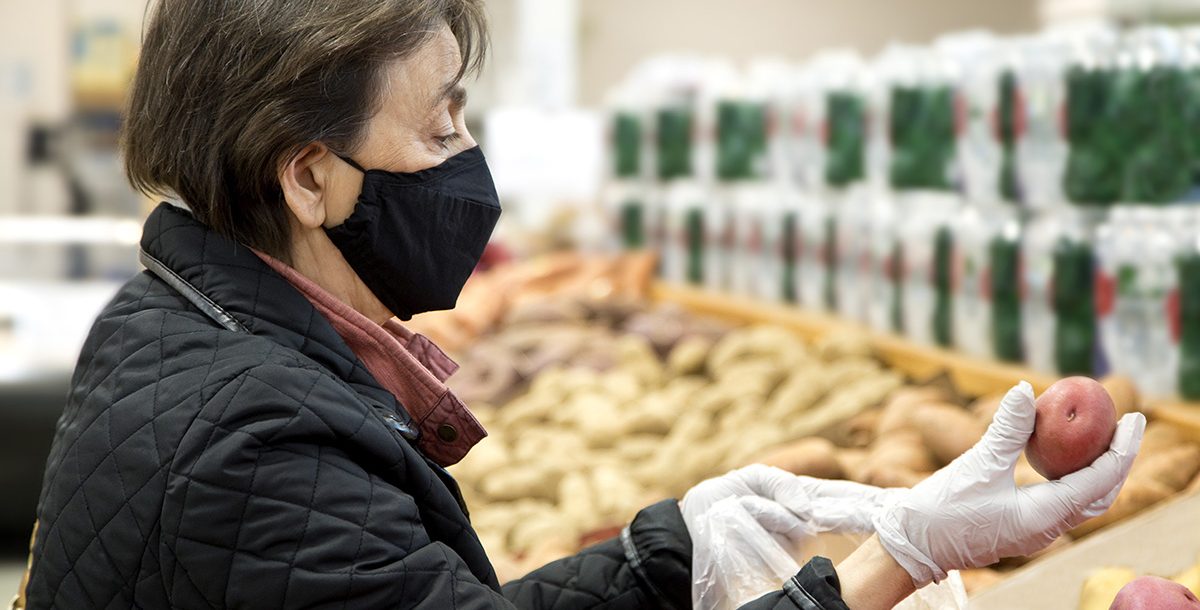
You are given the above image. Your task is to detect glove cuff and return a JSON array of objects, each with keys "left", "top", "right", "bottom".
[{"left": 872, "top": 510, "right": 945, "bottom": 588}]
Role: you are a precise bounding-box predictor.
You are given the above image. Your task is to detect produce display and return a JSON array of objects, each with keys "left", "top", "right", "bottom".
[
  {"left": 425, "top": 257, "right": 1200, "bottom": 594},
  {"left": 1079, "top": 561, "right": 1200, "bottom": 610},
  {"left": 449, "top": 299, "right": 905, "bottom": 580}
]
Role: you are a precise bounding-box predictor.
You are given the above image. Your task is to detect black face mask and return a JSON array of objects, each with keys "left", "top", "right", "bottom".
[{"left": 326, "top": 146, "right": 501, "bottom": 321}]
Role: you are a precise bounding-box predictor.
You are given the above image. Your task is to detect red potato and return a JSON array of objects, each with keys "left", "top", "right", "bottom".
[
  {"left": 1026, "top": 377, "right": 1117, "bottom": 480},
  {"left": 1110, "top": 576, "right": 1200, "bottom": 610}
]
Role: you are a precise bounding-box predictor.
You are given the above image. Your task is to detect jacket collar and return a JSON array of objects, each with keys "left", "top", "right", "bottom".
[{"left": 139, "top": 202, "right": 418, "bottom": 436}]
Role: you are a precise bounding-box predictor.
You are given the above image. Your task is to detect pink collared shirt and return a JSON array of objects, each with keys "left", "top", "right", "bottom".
[{"left": 255, "top": 251, "right": 485, "bottom": 467}]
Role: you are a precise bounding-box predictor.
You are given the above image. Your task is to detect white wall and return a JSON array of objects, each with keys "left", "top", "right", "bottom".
[
  {"left": 577, "top": 0, "right": 1041, "bottom": 104},
  {"left": 0, "top": 0, "right": 71, "bottom": 213},
  {"left": 0, "top": 0, "right": 70, "bottom": 121},
  {"left": 470, "top": 0, "right": 580, "bottom": 110},
  {"left": 70, "top": 0, "right": 149, "bottom": 31}
]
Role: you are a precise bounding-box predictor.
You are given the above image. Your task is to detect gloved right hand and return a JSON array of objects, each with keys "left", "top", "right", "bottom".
[{"left": 873, "top": 381, "right": 1145, "bottom": 587}]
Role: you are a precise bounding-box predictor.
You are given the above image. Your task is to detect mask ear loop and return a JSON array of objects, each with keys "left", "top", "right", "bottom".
[{"left": 336, "top": 154, "right": 368, "bottom": 174}]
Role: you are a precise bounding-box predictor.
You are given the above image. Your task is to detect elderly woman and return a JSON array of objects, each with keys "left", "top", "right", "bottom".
[{"left": 23, "top": 2, "right": 1144, "bottom": 609}]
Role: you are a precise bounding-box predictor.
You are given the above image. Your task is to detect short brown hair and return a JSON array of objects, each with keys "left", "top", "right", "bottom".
[{"left": 123, "top": 0, "right": 487, "bottom": 260}]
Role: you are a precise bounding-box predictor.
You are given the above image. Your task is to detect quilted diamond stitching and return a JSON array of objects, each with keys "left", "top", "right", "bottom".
[
  {"left": 49, "top": 459, "right": 173, "bottom": 606},
  {"left": 172, "top": 470, "right": 406, "bottom": 551},
  {"left": 221, "top": 440, "right": 265, "bottom": 606},
  {"left": 36, "top": 205, "right": 699, "bottom": 609},
  {"left": 341, "top": 467, "right": 374, "bottom": 609},
  {"left": 280, "top": 444, "right": 321, "bottom": 609},
  {"left": 38, "top": 362, "right": 247, "bottom": 541}
]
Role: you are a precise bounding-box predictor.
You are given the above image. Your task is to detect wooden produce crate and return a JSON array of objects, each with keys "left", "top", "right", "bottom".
[{"left": 971, "top": 490, "right": 1200, "bottom": 609}]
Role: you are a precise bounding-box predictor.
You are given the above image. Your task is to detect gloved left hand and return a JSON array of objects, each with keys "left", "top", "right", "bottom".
[
  {"left": 682, "top": 464, "right": 901, "bottom": 610},
  {"left": 681, "top": 464, "right": 901, "bottom": 540}
]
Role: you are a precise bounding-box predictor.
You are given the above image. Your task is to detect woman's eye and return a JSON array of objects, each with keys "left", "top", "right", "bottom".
[{"left": 435, "top": 132, "right": 462, "bottom": 150}]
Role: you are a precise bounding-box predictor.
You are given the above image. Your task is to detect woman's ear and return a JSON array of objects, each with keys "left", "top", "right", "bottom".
[{"left": 279, "top": 142, "right": 336, "bottom": 229}]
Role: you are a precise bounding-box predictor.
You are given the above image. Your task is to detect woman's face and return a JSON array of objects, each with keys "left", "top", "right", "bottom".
[
  {"left": 322, "top": 24, "right": 477, "bottom": 226},
  {"left": 276, "top": 23, "right": 479, "bottom": 323}
]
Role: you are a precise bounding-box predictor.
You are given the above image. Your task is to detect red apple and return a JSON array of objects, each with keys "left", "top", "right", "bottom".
[
  {"left": 1110, "top": 576, "right": 1200, "bottom": 610},
  {"left": 1025, "top": 377, "right": 1117, "bottom": 480}
]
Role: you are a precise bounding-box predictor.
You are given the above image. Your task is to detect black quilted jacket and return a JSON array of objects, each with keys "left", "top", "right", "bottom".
[{"left": 27, "top": 203, "right": 848, "bottom": 609}]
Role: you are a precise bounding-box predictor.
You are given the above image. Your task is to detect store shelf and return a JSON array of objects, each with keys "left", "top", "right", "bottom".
[{"left": 654, "top": 283, "right": 1058, "bottom": 397}]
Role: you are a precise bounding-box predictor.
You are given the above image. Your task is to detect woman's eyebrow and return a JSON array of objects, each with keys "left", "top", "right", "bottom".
[{"left": 437, "top": 79, "right": 468, "bottom": 108}]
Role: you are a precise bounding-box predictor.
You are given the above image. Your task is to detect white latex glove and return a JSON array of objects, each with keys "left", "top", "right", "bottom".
[
  {"left": 874, "top": 381, "right": 1146, "bottom": 587},
  {"left": 681, "top": 464, "right": 901, "bottom": 539},
  {"left": 682, "top": 465, "right": 901, "bottom": 610}
]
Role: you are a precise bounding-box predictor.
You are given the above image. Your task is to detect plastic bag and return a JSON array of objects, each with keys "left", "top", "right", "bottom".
[
  {"left": 691, "top": 497, "right": 815, "bottom": 610},
  {"left": 689, "top": 496, "right": 968, "bottom": 610}
]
